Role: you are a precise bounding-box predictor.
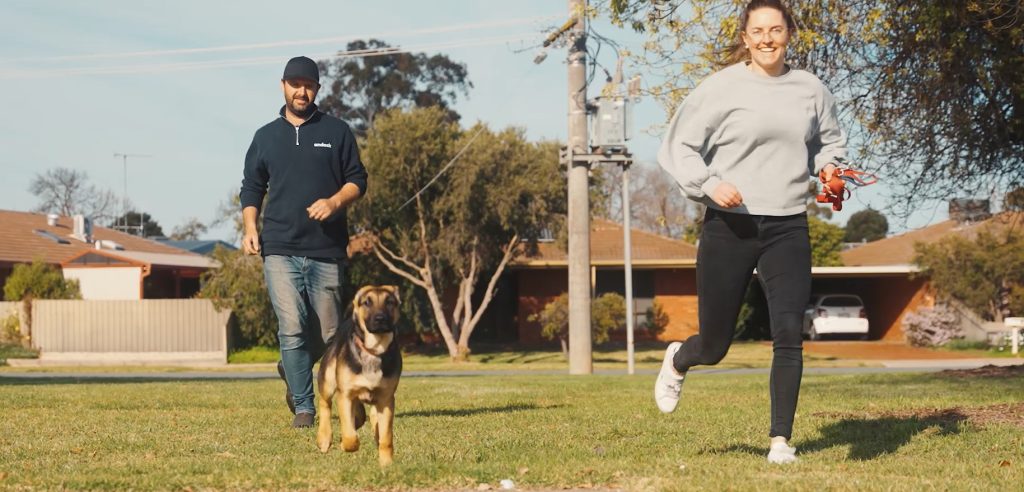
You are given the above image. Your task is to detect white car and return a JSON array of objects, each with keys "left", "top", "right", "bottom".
[{"left": 803, "top": 294, "right": 870, "bottom": 340}]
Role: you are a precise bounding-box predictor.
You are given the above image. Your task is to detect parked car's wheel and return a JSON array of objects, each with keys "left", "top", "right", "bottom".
[{"left": 809, "top": 327, "right": 821, "bottom": 341}]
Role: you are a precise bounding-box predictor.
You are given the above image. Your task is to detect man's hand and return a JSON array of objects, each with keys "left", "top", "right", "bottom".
[
  {"left": 711, "top": 182, "right": 743, "bottom": 208},
  {"left": 307, "top": 197, "right": 341, "bottom": 221},
  {"left": 242, "top": 229, "right": 260, "bottom": 255}
]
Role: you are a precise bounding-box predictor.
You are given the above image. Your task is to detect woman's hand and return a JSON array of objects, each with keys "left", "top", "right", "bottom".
[{"left": 711, "top": 182, "right": 744, "bottom": 208}]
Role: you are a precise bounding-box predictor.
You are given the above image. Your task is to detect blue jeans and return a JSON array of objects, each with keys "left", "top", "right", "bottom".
[{"left": 264, "top": 255, "right": 345, "bottom": 415}]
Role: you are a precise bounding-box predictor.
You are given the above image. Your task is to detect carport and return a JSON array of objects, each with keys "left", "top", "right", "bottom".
[{"left": 810, "top": 266, "right": 927, "bottom": 341}]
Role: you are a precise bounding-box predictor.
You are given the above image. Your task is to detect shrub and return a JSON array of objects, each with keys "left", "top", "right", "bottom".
[
  {"left": 531, "top": 293, "right": 627, "bottom": 353},
  {"left": 198, "top": 247, "right": 277, "bottom": 347},
  {"left": 642, "top": 300, "right": 669, "bottom": 336},
  {"left": 3, "top": 260, "right": 81, "bottom": 301},
  {"left": 903, "top": 305, "right": 963, "bottom": 347}
]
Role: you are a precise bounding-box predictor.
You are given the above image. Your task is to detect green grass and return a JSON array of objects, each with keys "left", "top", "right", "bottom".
[
  {"left": 937, "top": 339, "right": 1021, "bottom": 358},
  {"left": 0, "top": 371, "right": 1020, "bottom": 490},
  {"left": 0, "top": 342, "right": 37, "bottom": 365},
  {"left": 226, "top": 341, "right": 863, "bottom": 372},
  {"left": 228, "top": 345, "right": 282, "bottom": 364}
]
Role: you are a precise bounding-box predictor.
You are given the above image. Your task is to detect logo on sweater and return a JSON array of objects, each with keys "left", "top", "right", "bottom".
[{"left": 314, "top": 142, "right": 332, "bottom": 148}]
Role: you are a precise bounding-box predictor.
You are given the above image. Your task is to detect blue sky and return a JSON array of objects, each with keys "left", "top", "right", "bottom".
[{"left": 0, "top": 0, "right": 949, "bottom": 243}]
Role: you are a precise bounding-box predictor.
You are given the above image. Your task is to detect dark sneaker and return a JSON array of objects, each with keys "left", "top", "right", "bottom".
[
  {"left": 292, "top": 412, "right": 315, "bottom": 428},
  {"left": 277, "top": 360, "right": 295, "bottom": 415}
]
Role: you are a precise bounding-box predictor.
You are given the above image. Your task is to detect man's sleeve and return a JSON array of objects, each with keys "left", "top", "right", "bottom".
[
  {"left": 339, "top": 124, "right": 368, "bottom": 196},
  {"left": 240, "top": 135, "right": 268, "bottom": 209}
]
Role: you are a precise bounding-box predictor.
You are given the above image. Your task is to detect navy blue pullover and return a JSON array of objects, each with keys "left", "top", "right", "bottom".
[{"left": 240, "top": 105, "right": 368, "bottom": 258}]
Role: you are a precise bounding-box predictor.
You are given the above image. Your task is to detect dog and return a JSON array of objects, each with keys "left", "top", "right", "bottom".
[{"left": 316, "top": 285, "right": 403, "bottom": 466}]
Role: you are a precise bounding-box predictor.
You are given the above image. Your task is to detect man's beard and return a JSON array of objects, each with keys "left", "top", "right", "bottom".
[{"left": 287, "top": 98, "right": 314, "bottom": 118}]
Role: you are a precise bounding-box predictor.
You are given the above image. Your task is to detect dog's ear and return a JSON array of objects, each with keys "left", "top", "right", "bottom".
[{"left": 383, "top": 285, "right": 401, "bottom": 305}]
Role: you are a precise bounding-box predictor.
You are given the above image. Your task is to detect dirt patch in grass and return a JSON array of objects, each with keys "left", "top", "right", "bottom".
[
  {"left": 814, "top": 402, "right": 1024, "bottom": 428},
  {"left": 938, "top": 364, "right": 1024, "bottom": 378}
]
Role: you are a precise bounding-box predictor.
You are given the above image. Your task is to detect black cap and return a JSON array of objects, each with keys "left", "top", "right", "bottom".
[{"left": 282, "top": 56, "right": 319, "bottom": 83}]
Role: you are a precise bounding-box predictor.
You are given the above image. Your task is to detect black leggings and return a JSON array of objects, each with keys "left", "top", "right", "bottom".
[{"left": 673, "top": 208, "right": 811, "bottom": 439}]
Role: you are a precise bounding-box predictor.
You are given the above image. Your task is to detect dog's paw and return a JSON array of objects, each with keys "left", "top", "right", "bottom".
[
  {"left": 317, "top": 438, "right": 332, "bottom": 453},
  {"left": 341, "top": 435, "right": 360, "bottom": 452},
  {"left": 378, "top": 450, "right": 393, "bottom": 467}
]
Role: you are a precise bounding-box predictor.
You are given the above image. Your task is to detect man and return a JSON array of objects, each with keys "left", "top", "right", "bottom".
[{"left": 240, "top": 56, "right": 368, "bottom": 428}]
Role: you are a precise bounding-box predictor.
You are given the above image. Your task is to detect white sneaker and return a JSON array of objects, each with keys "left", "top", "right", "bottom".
[
  {"left": 767, "top": 441, "right": 798, "bottom": 464},
  {"left": 654, "top": 342, "right": 685, "bottom": 413}
]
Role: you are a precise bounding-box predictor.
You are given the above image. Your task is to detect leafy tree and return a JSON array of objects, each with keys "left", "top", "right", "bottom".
[
  {"left": 3, "top": 260, "right": 81, "bottom": 302},
  {"left": 29, "top": 167, "right": 118, "bottom": 222},
  {"left": 198, "top": 247, "right": 276, "bottom": 347},
  {"left": 530, "top": 293, "right": 627, "bottom": 355},
  {"left": 914, "top": 230, "right": 1024, "bottom": 322},
  {"left": 355, "top": 107, "right": 564, "bottom": 360},
  {"left": 317, "top": 39, "right": 472, "bottom": 136},
  {"left": 601, "top": 0, "right": 1024, "bottom": 216},
  {"left": 109, "top": 210, "right": 164, "bottom": 237},
  {"left": 844, "top": 208, "right": 888, "bottom": 243},
  {"left": 169, "top": 218, "right": 208, "bottom": 241},
  {"left": 1005, "top": 187, "right": 1024, "bottom": 212},
  {"left": 809, "top": 215, "right": 844, "bottom": 266}
]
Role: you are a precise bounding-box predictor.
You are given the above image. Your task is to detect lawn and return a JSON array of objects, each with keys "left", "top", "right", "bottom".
[
  {"left": 0, "top": 370, "right": 1020, "bottom": 490},
  {"left": 225, "top": 341, "right": 863, "bottom": 371}
]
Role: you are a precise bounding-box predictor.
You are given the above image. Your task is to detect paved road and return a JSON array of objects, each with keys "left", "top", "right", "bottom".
[{"left": 2, "top": 359, "right": 1019, "bottom": 381}]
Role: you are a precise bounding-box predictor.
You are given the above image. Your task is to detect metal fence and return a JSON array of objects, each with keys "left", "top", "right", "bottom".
[{"left": 27, "top": 299, "right": 232, "bottom": 364}]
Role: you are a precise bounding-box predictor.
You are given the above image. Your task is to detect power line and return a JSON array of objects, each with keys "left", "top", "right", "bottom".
[
  {"left": 0, "top": 34, "right": 538, "bottom": 79},
  {"left": 0, "top": 15, "right": 561, "bottom": 64},
  {"left": 396, "top": 125, "right": 488, "bottom": 212}
]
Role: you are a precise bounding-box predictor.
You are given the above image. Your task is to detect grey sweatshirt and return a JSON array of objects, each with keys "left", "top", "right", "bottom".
[{"left": 657, "top": 62, "right": 847, "bottom": 216}]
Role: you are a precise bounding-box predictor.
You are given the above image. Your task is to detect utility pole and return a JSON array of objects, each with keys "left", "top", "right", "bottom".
[
  {"left": 566, "top": 0, "right": 592, "bottom": 375},
  {"left": 113, "top": 153, "right": 150, "bottom": 235}
]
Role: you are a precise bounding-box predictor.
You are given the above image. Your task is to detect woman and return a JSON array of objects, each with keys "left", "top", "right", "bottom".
[{"left": 652, "top": 0, "right": 845, "bottom": 464}]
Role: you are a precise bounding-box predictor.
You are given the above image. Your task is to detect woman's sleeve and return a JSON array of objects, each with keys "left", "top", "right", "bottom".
[
  {"left": 656, "top": 86, "right": 720, "bottom": 200},
  {"left": 809, "top": 84, "right": 847, "bottom": 176}
]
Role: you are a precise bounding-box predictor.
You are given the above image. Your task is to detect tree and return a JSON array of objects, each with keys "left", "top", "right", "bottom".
[
  {"left": 3, "top": 260, "right": 81, "bottom": 302},
  {"left": 316, "top": 39, "right": 472, "bottom": 136},
  {"left": 844, "top": 208, "right": 888, "bottom": 243},
  {"left": 170, "top": 217, "right": 209, "bottom": 241},
  {"left": 597, "top": 163, "right": 700, "bottom": 239},
  {"left": 198, "top": 247, "right": 277, "bottom": 347},
  {"left": 355, "top": 107, "right": 564, "bottom": 360},
  {"left": 530, "top": 293, "right": 627, "bottom": 355},
  {"left": 602, "top": 1, "right": 1024, "bottom": 217},
  {"left": 808, "top": 216, "right": 844, "bottom": 266},
  {"left": 1005, "top": 187, "right": 1024, "bottom": 212},
  {"left": 29, "top": 167, "right": 118, "bottom": 222},
  {"left": 109, "top": 211, "right": 164, "bottom": 237},
  {"left": 914, "top": 230, "right": 1024, "bottom": 322}
]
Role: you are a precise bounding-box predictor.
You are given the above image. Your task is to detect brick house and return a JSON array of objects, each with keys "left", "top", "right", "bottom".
[
  {"left": 0, "top": 210, "right": 218, "bottom": 299},
  {"left": 498, "top": 213, "right": 1020, "bottom": 345}
]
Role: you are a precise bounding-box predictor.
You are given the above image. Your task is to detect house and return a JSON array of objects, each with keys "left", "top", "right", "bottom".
[
  {"left": 507, "top": 219, "right": 699, "bottom": 343},
  {"left": 835, "top": 210, "right": 1022, "bottom": 340},
  {"left": 0, "top": 210, "right": 218, "bottom": 300},
  {"left": 499, "top": 211, "right": 1021, "bottom": 345},
  {"left": 157, "top": 239, "right": 237, "bottom": 256}
]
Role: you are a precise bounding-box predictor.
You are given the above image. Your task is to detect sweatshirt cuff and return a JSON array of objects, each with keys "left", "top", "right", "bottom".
[
  {"left": 239, "top": 190, "right": 264, "bottom": 210},
  {"left": 700, "top": 176, "right": 722, "bottom": 198}
]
